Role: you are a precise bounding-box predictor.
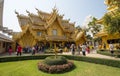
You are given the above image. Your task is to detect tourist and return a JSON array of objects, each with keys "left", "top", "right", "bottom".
[
  {"left": 81, "top": 43, "right": 86, "bottom": 56},
  {"left": 17, "top": 45, "right": 22, "bottom": 56},
  {"left": 109, "top": 43, "right": 114, "bottom": 56},
  {"left": 32, "top": 46, "right": 36, "bottom": 55},
  {"left": 70, "top": 44, "right": 75, "bottom": 55},
  {"left": 8, "top": 46, "right": 12, "bottom": 55},
  {"left": 86, "top": 46, "right": 90, "bottom": 54},
  {"left": 38, "top": 46, "right": 41, "bottom": 53}
]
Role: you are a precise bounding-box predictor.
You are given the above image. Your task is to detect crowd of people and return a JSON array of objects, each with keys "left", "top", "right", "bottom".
[
  {"left": 70, "top": 43, "right": 95, "bottom": 56},
  {"left": 7, "top": 43, "right": 95, "bottom": 56},
  {"left": 7, "top": 42, "right": 117, "bottom": 56}
]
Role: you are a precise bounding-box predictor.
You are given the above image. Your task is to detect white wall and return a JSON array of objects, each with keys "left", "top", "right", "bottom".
[{"left": 0, "top": 0, "right": 4, "bottom": 27}]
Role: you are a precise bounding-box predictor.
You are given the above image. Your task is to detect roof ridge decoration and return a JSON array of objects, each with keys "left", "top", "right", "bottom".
[
  {"left": 46, "top": 6, "right": 60, "bottom": 25},
  {"left": 35, "top": 8, "right": 49, "bottom": 21},
  {"left": 26, "top": 10, "right": 38, "bottom": 17},
  {"left": 26, "top": 10, "right": 46, "bottom": 25},
  {"left": 15, "top": 10, "right": 29, "bottom": 18},
  {"left": 15, "top": 10, "right": 19, "bottom": 16}
]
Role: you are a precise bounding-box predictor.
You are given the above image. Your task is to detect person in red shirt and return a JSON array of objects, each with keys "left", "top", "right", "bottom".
[
  {"left": 86, "top": 46, "right": 90, "bottom": 54},
  {"left": 17, "top": 45, "right": 22, "bottom": 56},
  {"left": 8, "top": 46, "right": 12, "bottom": 55}
]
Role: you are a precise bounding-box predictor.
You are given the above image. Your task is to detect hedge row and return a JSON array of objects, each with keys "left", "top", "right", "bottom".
[
  {"left": 0, "top": 55, "right": 120, "bottom": 68},
  {"left": 97, "top": 50, "right": 112, "bottom": 56},
  {"left": 63, "top": 55, "right": 120, "bottom": 68},
  {"left": 97, "top": 50, "right": 120, "bottom": 58},
  {"left": 0, "top": 55, "right": 52, "bottom": 62}
]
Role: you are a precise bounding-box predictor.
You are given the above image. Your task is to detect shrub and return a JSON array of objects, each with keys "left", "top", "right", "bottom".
[
  {"left": 97, "top": 50, "right": 120, "bottom": 58},
  {"left": 38, "top": 60, "right": 74, "bottom": 73},
  {"left": 44, "top": 56, "right": 67, "bottom": 65}
]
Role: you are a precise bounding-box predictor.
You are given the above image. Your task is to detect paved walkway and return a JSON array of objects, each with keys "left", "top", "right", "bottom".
[
  {"left": 63, "top": 51, "right": 120, "bottom": 61},
  {"left": 0, "top": 51, "right": 120, "bottom": 61}
]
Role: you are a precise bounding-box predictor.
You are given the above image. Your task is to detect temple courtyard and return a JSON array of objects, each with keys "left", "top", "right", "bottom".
[
  {"left": 0, "top": 0, "right": 120, "bottom": 76},
  {"left": 0, "top": 60, "right": 120, "bottom": 76}
]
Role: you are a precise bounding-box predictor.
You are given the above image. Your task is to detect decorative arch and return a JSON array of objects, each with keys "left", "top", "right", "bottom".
[{"left": 17, "top": 26, "right": 37, "bottom": 47}]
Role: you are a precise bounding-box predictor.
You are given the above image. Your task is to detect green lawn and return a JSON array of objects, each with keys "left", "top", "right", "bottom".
[{"left": 0, "top": 60, "right": 120, "bottom": 76}]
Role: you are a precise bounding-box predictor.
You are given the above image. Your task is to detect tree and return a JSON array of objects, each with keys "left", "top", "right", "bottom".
[
  {"left": 88, "top": 17, "right": 101, "bottom": 36},
  {"left": 76, "top": 26, "right": 82, "bottom": 32},
  {"left": 103, "top": 13, "right": 120, "bottom": 34},
  {"left": 107, "top": 0, "right": 120, "bottom": 6}
]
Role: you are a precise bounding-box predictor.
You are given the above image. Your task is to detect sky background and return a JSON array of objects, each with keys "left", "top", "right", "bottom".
[{"left": 3, "top": 0, "right": 107, "bottom": 32}]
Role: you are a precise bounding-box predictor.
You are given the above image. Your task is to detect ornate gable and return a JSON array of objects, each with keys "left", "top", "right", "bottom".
[
  {"left": 17, "top": 15, "right": 30, "bottom": 26},
  {"left": 36, "top": 8, "right": 51, "bottom": 21},
  {"left": 26, "top": 10, "right": 46, "bottom": 25}
]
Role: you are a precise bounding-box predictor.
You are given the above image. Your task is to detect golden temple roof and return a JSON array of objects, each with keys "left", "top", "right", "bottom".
[{"left": 15, "top": 8, "right": 75, "bottom": 32}]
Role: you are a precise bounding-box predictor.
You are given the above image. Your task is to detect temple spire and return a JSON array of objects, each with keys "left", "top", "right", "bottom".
[{"left": 52, "top": 5, "right": 58, "bottom": 13}]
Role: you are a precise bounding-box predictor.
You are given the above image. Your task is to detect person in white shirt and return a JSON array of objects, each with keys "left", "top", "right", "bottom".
[
  {"left": 70, "top": 44, "right": 75, "bottom": 55},
  {"left": 109, "top": 43, "right": 114, "bottom": 56},
  {"left": 81, "top": 43, "right": 86, "bottom": 56}
]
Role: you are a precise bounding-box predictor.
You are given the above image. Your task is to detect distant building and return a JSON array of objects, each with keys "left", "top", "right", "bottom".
[{"left": 0, "top": 0, "right": 13, "bottom": 53}]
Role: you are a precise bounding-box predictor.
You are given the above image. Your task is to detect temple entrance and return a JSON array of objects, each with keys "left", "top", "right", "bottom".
[
  {"left": 19, "top": 30, "right": 36, "bottom": 47},
  {"left": 107, "top": 39, "right": 120, "bottom": 44}
]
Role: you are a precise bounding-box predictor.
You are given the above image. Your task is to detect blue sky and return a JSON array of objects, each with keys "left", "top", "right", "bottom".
[{"left": 3, "top": 0, "right": 107, "bottom": 32}]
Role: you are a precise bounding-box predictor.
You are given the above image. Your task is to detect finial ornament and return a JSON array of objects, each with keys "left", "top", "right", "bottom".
[
  {"left": 15, "top": 10, "right": 19, "bottom": 15},
  {"left": 35, "top": 8, "right": 39, "bottom": 11},
  {"left": 53, "top": 4, "right": 57, "bottom": 10},
  {"left": 26, "top": 10, "right": 30, "bottom": 14},
  {"left": 53, "top": 4, "right": 58, "bottom": 13}
]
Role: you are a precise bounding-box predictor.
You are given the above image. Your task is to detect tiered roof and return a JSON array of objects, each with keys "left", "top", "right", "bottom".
[{"left": 15, "top": 8, "right": 75, "bottom": 33}]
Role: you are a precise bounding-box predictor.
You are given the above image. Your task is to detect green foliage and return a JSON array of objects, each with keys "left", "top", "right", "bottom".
[
  {"left": 97, "top": 49, "right": 120, "bottom": 58},
  {"left": 88, "top": 17, "right": 101, "bottom": 36},
  {"left": 97, "top": 50, "right": 112, "bottom": 56},
  {"left": 109, "top": 0, "right": 120, "bottom": 6},
  {"left": 86, "top": 34, "right": 92, "bottom": 40},
  {"left": 44, "top": 56, "right": 67, "bottom": 65},
  {"left": 63, "top": 55, "right": 120, "bottom": 68},
  {"left": 0, "top": 55, "right": 52, "bottom": 62},
  {"left": 75, "top": 26, "right": 82, "bottom": 31},
  {"left": 103, "top": 13, "right": 120, "bottom": 34}
]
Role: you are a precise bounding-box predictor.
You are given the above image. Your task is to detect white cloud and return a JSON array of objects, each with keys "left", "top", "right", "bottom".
[{"left": 82, "top": 14, "right": 93, "bottom": 29}]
